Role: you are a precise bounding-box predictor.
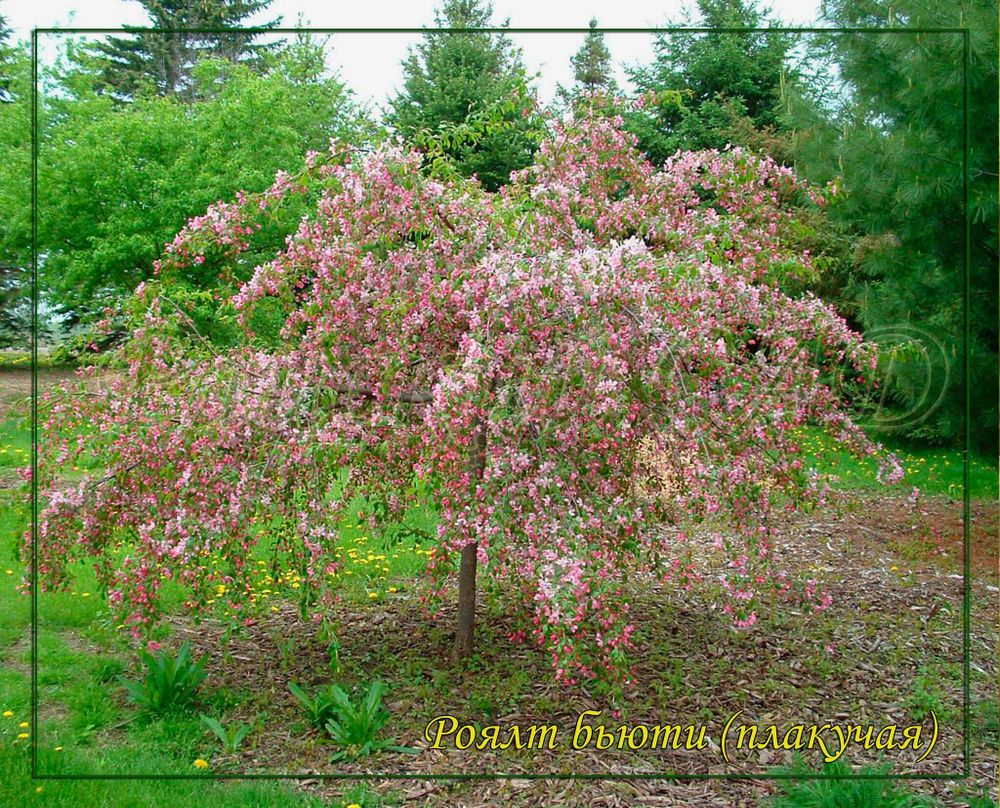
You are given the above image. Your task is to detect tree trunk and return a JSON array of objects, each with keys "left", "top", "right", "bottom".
[
  {"left": 452, "top": 412, "right": 488, "bottom": 662},
  {"left": 452, "top": 541, "right": 479, "bottom": 661}
]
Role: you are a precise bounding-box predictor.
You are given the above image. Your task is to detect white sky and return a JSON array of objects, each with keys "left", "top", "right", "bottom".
[{"left": 4, "top": 0, "right": 822, "bottom": 108}]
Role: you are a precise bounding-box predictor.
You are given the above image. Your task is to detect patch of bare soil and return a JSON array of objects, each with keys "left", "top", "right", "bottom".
[
  {"left": 132, "top": 494, "right": 998, "bottom": 808},
  {"left": 0, "top": 368, "right": 77, "bottom": 421},
  {"left": 0, "top": 367, "right": 119, "bottom": 422}
]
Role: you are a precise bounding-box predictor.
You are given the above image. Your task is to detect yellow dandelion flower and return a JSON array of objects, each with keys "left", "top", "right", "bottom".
[
  {"left": 2, "top": 711, "right": 12, "bottom": 717},
  {"left": 388, "top": 587, "right": 398, "bottom": 593},
  {"left": 193, "top": 758, "right": 209, "bottom": 769},
  {"left": 368, "top": 592, "right": 379, "bottom": 600},
  {"left": 17, "top": 732, "right": 28, "bottom": 739},
  {"left": 19, "top": 721, "right": 28, "bottom": 728}
]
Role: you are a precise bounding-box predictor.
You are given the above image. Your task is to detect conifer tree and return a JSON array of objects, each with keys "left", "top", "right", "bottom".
[
  {"left": 570, "top": 18, "right": 616, "bottom": 93},
  {"left": 388, "top": 0, "right": 540, "bottom": 190},
  {"left": 91, "top": 0, "right": 281, "bottom": 100},
  {"left": 627, "top": 0, "right": 791, "bottom": 162},
  {"left": 788, "top": 0, "right": 998, "bottom": 447}
]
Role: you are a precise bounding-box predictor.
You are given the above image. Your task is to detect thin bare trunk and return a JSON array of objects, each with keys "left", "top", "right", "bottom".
[
  {"left": 452, "top": 541, "right": 479, "bottom": 661},
  {"left": 452, "top": 411, "right": 488, "bottom": 661}
]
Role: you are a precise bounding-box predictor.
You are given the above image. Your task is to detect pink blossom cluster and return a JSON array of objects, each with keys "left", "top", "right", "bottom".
[{"left": 28, "top": 106, "right": 900, "bottom": 686}]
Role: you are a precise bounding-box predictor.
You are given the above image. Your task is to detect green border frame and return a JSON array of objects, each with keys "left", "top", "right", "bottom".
[{"left": 28, "top": 24, "right": 974, "bottom": 784}]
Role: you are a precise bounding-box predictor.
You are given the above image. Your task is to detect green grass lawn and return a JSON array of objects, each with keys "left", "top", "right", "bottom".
[
  {"left": 0, "top": 492, "right": 387, "bottom": 806},
  {"left": 0, "top": 416, "right": 30, "bottom": 472},
  {"left": 796, "top": 427, "right": 997, "bottom": 500}
]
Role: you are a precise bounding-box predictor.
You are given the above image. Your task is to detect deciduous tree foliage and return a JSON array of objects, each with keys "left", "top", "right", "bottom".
[
  {"left": 38, "top": 41, "right": 366, "bottom": 323},
  {"left": 0, "top": 20, "right": 31, "bottom": 348},
  {"left": 0, "top": 1, "right": 14, "bottom": 102},
  {"left": 29, "top": 107, "right": 899, "bottom": 687}
]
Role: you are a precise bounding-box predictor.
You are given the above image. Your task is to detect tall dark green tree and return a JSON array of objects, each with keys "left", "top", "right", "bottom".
[
  {"left": 387, "top": 0, "right": 540, "bottom": 190},
  {"left": 627, "top": 0, "right": 792, "bottom": 163},
  {"left": 787, "top": 0, "right": 998, "bottom": 448},
  {"left": 90, "top": 0, "right": 281, "bottom": 100},
  {"left": 570, "top": 18, "right": 616, "bottom": 94}
]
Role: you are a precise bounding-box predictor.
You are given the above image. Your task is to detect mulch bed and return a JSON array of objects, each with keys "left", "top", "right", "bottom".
[{"left": 128, "top": 493, "right": 998, "bottom": 807}]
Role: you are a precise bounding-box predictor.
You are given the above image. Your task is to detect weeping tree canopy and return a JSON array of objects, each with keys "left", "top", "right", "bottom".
[{"left": 31, "top": 106, "right": 899, "bottom": 688}]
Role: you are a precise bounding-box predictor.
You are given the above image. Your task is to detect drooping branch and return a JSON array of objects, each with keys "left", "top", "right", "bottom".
[{"left": 331, "top": 384, "right": 433, "bottom": 404}]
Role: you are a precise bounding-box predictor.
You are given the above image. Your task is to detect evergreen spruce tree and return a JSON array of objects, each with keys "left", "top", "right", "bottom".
[
  {"left": 788, "top": 0, "right": 998, "bottom": 448},
  {"left": 570, "top": 18, "right": 616, "bottom": 94},
  {"left": 388, "top": 0, "right": 540, "bottom": 190},
  {"left": 627, "top": 0, "right": 792, "bottom": 162},
  {"left": 90, "top": 0, "right": 281, "bottom": 100}
]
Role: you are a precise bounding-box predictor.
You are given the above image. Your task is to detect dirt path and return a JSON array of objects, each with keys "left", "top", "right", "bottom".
[{"left": 0, "top": 367, "right": 82, "bottom": 422}]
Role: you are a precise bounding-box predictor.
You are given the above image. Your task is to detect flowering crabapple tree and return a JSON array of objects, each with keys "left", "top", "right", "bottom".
[{"left": 29, "top": 104, "right": 902, "bottom": 687}]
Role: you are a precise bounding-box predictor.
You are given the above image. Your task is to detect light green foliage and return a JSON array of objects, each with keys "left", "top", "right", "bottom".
[
  {"left": 387, "top": 0, "right": 543, "bottom": 190},
  {"left": 200, "top": 713, "right": 254, "bottom": 754},
  {"left": 0, "top": 33, "right": 31, "bottom": 348},
  {"left": 409, "top": 93, "right": 541, "bottom": 185},
  {"left": 287, "top": 681, "right": 341, "bottom": 730},
  {"left": 787, "top": 0, "right": 998, "bottom": 449},
  {"left": 769, "top": 758, "right": 937, "bottom": 807},
  {"left": 37, "top": 37, "right": 366, "bottom": 322},
  {"left": 905, "top": 665, "right": 956, "bottom": 724},
  {"left": 119, "top": 642, "right": 207, "bottom": 714}
]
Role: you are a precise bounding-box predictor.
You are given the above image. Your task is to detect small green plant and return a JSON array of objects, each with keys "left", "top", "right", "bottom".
[
  {"left": 200, "top": 714, "right": 254, "bottom": 754},
  {"left": 287, "top": 681, "right": 340, "bottom": 729},
  {"left": 118, "top": 642, "right": 207, "bottom": 714},
  {"left": 906, "top": 667, "right": 948, "bottom": 722},
  {"left": 276, "top": 635, "right": 297, "bottom": 672},
  {"left": 959, "top": 790, "right": 997, "bottom": 808},
  {"left": 970, "top": 698, "right": 999, "bottom": 746},
  {"left": 324, "top": 681, "right": 418, "bottom": 762},
  {"left": 313, "top": 618, "right": 342, "bottom": 674},
  {"left": 768, "top": 758, "right": 937, "bottom": 807}
]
